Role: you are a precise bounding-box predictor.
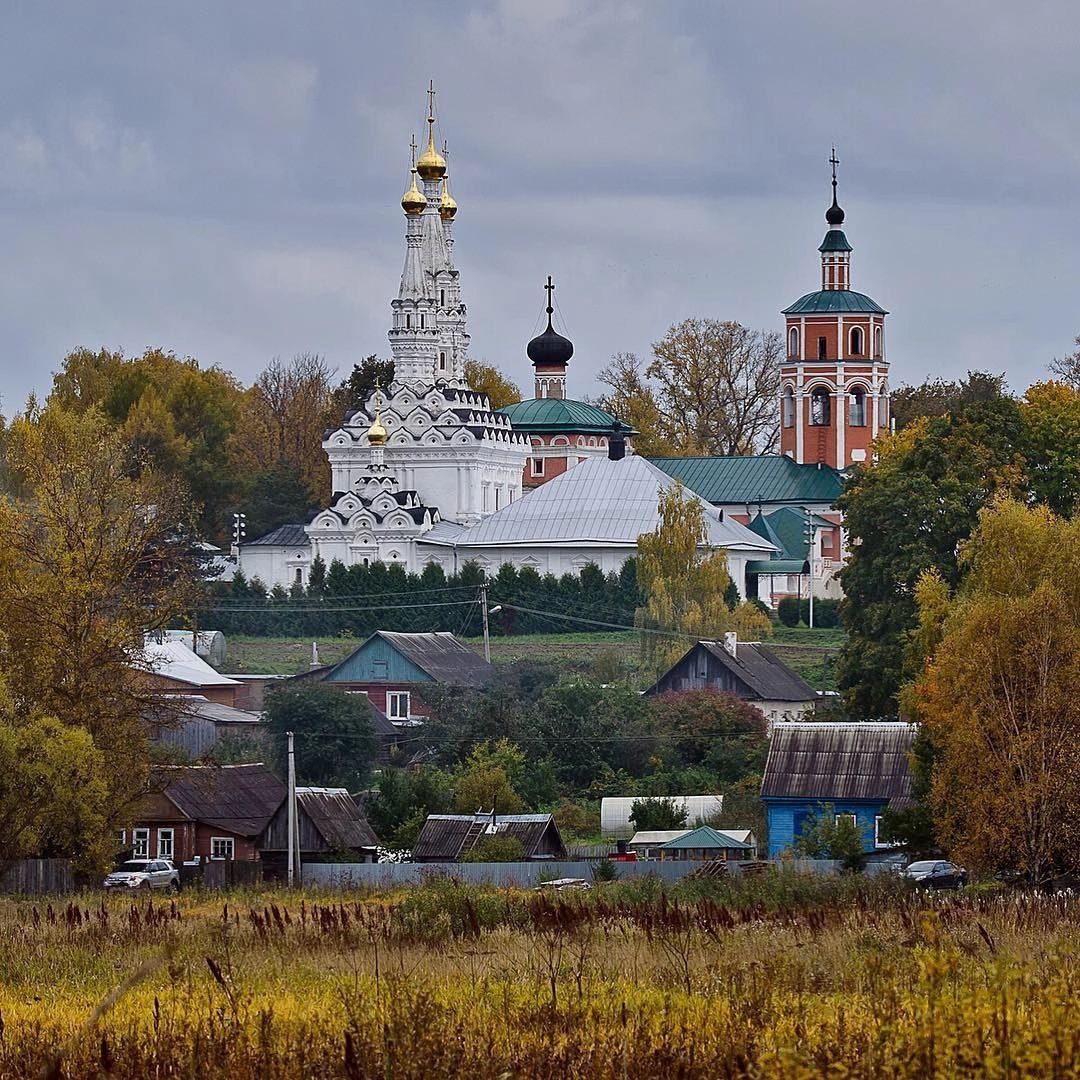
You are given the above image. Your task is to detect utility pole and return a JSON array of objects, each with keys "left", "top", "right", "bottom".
[
  {"left": 287, "top": 731, "right": 297, "bottom": 887},
  {"left": 480, "top": 581, "right": 491, "bottom": 663},
  {"left": 803, "top": 509, "right": 817, "bottom": 629}
]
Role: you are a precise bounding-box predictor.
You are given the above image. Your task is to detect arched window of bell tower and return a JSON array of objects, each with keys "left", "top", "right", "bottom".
[
  {"left": 850, "top": 326, "right": 864, "bottom": 356},
  {"left": 788, "top": 327, "right": 799, "bottom": 357},
  {"left": 782, "top": 387, "right": 795, "bottom": 428},
  {"left": 809, "top": 387, "right": 831, "bottom": 426},
  {"left": 874, "top": 326, "right": 883, "bottom": 358}
]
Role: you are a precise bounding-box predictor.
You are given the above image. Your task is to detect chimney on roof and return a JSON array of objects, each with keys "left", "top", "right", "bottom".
[
  {"left": 608, "top": 421, "right": 626, "bottom": 461},
  {"left": 310, "top": 641, "right": 320, "bottom": 670},
  {"left": 723, "top": 631, "right": 738, "bottom": 658}
]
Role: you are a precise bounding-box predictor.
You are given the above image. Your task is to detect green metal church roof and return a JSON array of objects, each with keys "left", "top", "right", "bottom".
[
  {"left": 647, "top": 455, "right": 844, "bottom": 506},
  {"left": 818, "top": 229, "right": 853, "bottom": 253},
  {"left": 498, "top": 397, "right": 623, "bottom": 434},
  {"left": 782, "top": 290, "right": 887, "bottom": 315}
]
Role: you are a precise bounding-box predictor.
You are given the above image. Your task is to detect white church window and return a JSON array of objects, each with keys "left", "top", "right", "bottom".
[
  {"left": 879, "top": 390, "right": 889, "bottom": 425},
  {"left": 782, "top": 387, "right": 795, "bottom": 429},
  {"left": 849, "top": 388, "right": 867, "bottom": 427},
  {"left": 849, "top": 326, "right": 864, "bottom": 356},
  {"left": 810, "top": 388, "right": 831, "bottom": 426},
  {"left": 874, "top": 326, "right": 883, "bottom": 358},
  {"left": 531, "top": 457, "right": 544, "bottom": 477},
  {"left": 788, "top": 327, "right": 799, "bottom": 357},
  {"left": 405, "top": 314, "right": 411, "bottom": 328}
]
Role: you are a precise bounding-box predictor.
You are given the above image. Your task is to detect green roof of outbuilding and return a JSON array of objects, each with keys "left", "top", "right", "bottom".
[
  {"left": 782, "top": 290, "right": 887, "bottom": 315},
  {"left": 746, "top": 559, "right": 808, "bottom": 575},
  {"left": 647, "top": 455, "right": 844, "bottom": 506},
  {"left": 818, "top": 229, "right": 853, "bottom": 253},
  {"left": 660, "top": 826, "right": 752, "bottom": 851},
  {"left": 498, "top": 397, "right": 625, "bottom": 434},
  {"left": 758, "top": 505, "right": 833, "bottom": 561}
]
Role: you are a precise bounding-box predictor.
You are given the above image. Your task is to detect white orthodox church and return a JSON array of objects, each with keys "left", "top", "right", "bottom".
[{"left": 238, "top": 90, "right": 779, "bottom": 592}]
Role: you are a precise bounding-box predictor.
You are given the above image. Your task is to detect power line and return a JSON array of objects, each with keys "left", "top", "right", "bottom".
[{"left": 191, "top": 599, "right": 478, "bottom": 613}]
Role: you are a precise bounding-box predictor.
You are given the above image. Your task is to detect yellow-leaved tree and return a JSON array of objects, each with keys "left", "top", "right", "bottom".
[
  {"left": 0, "top": 403, "right": 199, "bottom": 872},
  {"left": 635, "top": 485, "right": 769, "bottom": 671},
  {"left": 915, "top": 498, "right": 1080, "bottom": 883}
]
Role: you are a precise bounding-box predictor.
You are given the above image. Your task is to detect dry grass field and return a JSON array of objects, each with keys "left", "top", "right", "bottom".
[{"left": 0, "top": 874, "right": 1077, "bottom": 1078}]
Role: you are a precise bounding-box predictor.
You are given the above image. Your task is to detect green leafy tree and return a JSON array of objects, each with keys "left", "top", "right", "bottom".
[
  {"left": 791, "top": 804, "right": 866, "bottom": 871},
  {"left": 836, "top": 397, "right": 1027, "bottom": 717},
  {"left": 629, "top": 796, "right": 688, "bottom": 831},
  {"left": 463, "top": 359, "right": 521, "bottom": 409},
  {"left": 263, "top": 684, "right": 376, "bottom": 790},
  {"left": 461, "top": 834, "right": 524, "bottom": 862},
  {"left": 889, "top": 370, "right": 1008, "bottom": 431},
  {"left": 242, "top": 461, "right": 316, "bottom": 540},
  {"left": 650, "top": 690, "right": 768, "bottom": 781},
  {"left": 343, "top": 356, "right": 394, "bottom": 408},
  {"left": 1019, "top": 381, "right": 1080, "bottom": 517}
]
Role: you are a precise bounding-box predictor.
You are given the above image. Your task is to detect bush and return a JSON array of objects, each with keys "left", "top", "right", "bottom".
[
  {"left": 591, "top": 859, "right": 619, "bottom": 882},
  {"left": 777, "top": 597, "right": 802, "bottom": 627},
  {"left": 461, "top": 835, "right": 525, "bottom": 863},
  {"left": 811, "top": 598, "right": 840, "bottom": 628}
]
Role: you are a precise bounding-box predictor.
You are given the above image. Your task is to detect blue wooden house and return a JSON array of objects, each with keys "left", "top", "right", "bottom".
[{"left": 760, "top": 722, "right": 915, "bottom": 858}]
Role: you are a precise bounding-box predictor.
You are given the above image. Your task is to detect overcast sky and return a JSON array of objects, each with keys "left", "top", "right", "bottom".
[{"left": 1, "top": 1, "right": 1077, "bottom": 411}]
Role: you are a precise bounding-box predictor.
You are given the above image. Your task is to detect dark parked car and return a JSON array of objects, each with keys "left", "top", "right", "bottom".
[{"left": 902, "top": 860, "right": 968, "bottom": 890}]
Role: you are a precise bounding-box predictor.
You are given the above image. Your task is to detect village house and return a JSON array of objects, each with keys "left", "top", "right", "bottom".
[
  {"left": 146, "top": 695, "right": 265, "bottom": 760},
  {"left": 307, "top": 630, "right": 494, "bottom": 726},
  {"left": 260, "top": 787, "right": 380, "bottom": 876},
  {"left": 629, "top": 828, "right": 758, "bottom": 861},
  {"left": 138, "top": 637, "right": 243, "bottom": 708},
  {"left": 128, "top": 763, "right": 285, "bottom": 864},
  {"left": 644, "top": 634, "right": 819, "bottom": 725},
  {"left": 412, "top": 812, "right": 566, "bottom": 863},
  {"left": 760, "top": 721, "right": 916, "bottom": 858}
]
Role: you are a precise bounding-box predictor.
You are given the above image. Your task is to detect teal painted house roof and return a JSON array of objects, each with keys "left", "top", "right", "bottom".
[
  {"left": 760, "top": 506, "right": 833, "bottom": 561},
  {"left": 782, "top": 290, "right": 887, "bottom": 315},
  {"left": 324, "top": 631, "right": 494, "bottom": 687},
  {"left": 647, "top": 455, "right": 844, "bottom": 506},
  {"left": 498, "top": 397, "right": 625, "bottom": 434},
  {"left": 660, "top": 826, "right": 753, "bottom": 851}
]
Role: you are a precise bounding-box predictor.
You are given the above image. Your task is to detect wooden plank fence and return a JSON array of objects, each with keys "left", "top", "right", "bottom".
[{"left": 0, "top": 859, "right": 76, "bottom": 895}]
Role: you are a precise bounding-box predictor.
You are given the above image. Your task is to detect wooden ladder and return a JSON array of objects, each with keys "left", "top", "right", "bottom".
[{"left": 459, "top": 817, "right": 489, "bottom": 858}]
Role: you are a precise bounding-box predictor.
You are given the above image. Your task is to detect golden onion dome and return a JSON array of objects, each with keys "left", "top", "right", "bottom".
[
  {"left": 367, "top": 409, "right": 388, "bottom": 447},
  {"left": 416, "top": 123, "right": 446, "bottom": 180},
  {"left": 439, "top": 177, "right": 458, "bottom": 220},
  {"left": 401, "top": 168, "right": 427, "bottom": 216}
]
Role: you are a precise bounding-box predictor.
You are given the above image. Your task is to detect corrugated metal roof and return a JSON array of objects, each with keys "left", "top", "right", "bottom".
[
  {"left": 647, "top": 455, "right": 844, "bottom": 506},
  {"left": 647, "top": 641, "right": 819, "bottom": 702},
  {"left": 168, "top": 695, "right": 263, "bottom": 725},
  {"left": 373, "top": 632, "right": 494, "bottom": 687},
  {"left": 498, "top": 397, "right": 623, "bottom": 434},
  {"left": 296, "top": 788, "right": 379, "bottom": 850},
  {"left": 660, "top": 826, "right": 753, "bottom": 851},
  {"left": 629, "top": 830, "right": 691, "bottom": 845},
  {"left": 412, "top": 813, "right": 563, "bottom": 860},
  {"left": 243, "top": 524, "right": 310, "bottom": 547},
  {"left": 760, "top": 722, "right": 916, "bottom": 804},
  {"left": 139, "top": 639, "right": 239, "bottom": 688},
  {"left": 424, "top": 456, "right": 775, "bottom": 551},
  {"left": 782, "top": 289, "right": 888, "bottom": 315},
  {"left": 156, "top": 763, "right": 285, "bottom": 836}
]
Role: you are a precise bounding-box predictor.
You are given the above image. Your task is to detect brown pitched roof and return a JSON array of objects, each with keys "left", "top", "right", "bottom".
[
  {"left": 648, "top": 640, "right": 818, "bottom": 702},
  {"left": 297, "top": 788, "right": 378, "bottom": 849},
  {"left": 412, "top": 813, "right": 564, "bottom": 861},
  {"left": 156, "top": 763, "right": 285, "bottom": 837},
  {"left": 375, "top": 632, "right": 495, "bottom": 687},
  {"left": 760, "top": 722, "right": 916, "bottom": 805}
]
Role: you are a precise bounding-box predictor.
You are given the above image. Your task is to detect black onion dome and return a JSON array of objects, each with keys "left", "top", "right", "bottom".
[
  {"left": 825, "top": 192, "right": 845, "bottom": 226},
  {"left": 527, "top": 322, "right": 574, "bottom": 367}
]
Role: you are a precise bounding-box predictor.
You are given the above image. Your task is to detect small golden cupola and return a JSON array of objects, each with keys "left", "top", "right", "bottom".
[
  {"left": 401, "top": 136, "right": 427, "bottom": 216},
  {"left": 367, "top": 406, "right": 388, "bottom": 447},
  {"left": 416, "top": 82, "right": 446, "bottom": 181},
  {"left": 439, "top": 158, "right": 458, "bottom": 221}
]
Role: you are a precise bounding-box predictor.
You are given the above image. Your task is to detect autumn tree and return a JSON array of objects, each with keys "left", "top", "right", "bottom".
[
  {"left": 835, "top": 394, "right": 1027, "bottom": 717},
  {"left": 1049, "top": 336, "right": 1080, "bottom": 387},
  {"left": 916, "top": 500, "right": 1080, "bottom": 883},
  {"left": 0, "top": 404, "right": 200, "bottom": 869},
  {"left": 636, "top": 486, "right": 767, "bottom": 671},
  {"left": 464, "top": 359, "right": 521, "bottom": 409},
  {"left": 228, "top": 353, "right": 342, "bottom": 506},
  {"left": 595, "top": 352, "right": 676, "bottom": 457},
  {"left": 648, "top": 319, "right": 782, "bottom": 454},
  {"left": 1019, "top": 380, "right": 1080, "bottom": 517},
  {"left": 453, "top": 740, "right": 526, "bottom": 815},
  {"left": 47, "top": 347, "right": 245, "bottom": 538}
]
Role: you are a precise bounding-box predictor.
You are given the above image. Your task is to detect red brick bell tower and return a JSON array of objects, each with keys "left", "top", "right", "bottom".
[{"left": 779, "top": 151, "right": 890, "bottom": 469}]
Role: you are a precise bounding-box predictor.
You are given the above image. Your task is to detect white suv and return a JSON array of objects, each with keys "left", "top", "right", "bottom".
[{"left": 104, "top": 859, "right": 180, "bottom": 891}]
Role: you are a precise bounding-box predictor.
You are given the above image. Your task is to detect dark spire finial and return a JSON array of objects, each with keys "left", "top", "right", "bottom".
[
  {"left": 826, "top": 146, "right": 845, "bottom": 226},
  {"left": 544, "top": 275, "right": 555, "bottom": 329}
]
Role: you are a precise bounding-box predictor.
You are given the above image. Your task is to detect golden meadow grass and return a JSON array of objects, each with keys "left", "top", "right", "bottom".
[{"left": 0, "top": 876, "right": 1078, "bottom": 1078}]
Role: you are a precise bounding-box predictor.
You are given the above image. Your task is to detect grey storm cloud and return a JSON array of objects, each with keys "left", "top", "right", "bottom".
[{"left": 0, "top": 0, "right": 1077, "bottom": 412}]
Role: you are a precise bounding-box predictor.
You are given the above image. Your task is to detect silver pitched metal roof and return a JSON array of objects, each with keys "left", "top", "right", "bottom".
[{"left": 420, "top": 455, "right": 777, "bottom": 551}]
